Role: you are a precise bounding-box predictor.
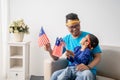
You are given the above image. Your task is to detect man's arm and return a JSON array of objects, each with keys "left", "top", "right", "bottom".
[
  {"left": 44, "top": 43, "right": 59, "bottom": 60},
  {"left": 87, "top": 53, "right": 101, "bottom": 69}
]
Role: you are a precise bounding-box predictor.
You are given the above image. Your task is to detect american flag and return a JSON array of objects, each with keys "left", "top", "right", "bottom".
[
  {"left": 52, "top": 38, "right": 65, "bottom": 57},
  {"left": 38, "top": 27, "right": 50, "bottom": 47}
]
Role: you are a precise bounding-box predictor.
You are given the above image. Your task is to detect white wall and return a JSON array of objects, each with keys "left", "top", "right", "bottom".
[
  {"left": 0, "top": 0, "right": 2, "bottom": 79},
  {"left": 9, "top": 0, "right": 120, "bottom": 76},
  {"left": 1, "top": 0, "right": 9, "bottom": 79},
  {"left": 0, "top": 33, "right": 2, "bottom": 80}
]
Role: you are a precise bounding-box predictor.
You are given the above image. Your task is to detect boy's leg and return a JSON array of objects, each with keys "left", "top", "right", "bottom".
[
  {"left": 50, "top": 69, "right": 65, "bottom": 80},
  {"left": 57, "top": 67, "right": 72, "bottom": 80},
  {"left": 75, "top": 70, "right": 95, "bottom": 80}
]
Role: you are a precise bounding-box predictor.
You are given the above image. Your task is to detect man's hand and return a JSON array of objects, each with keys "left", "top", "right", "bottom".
[
  {"left": 76, "top": 63, "right": 89, "bottom": 71},
  {"left": 44, "top": 43, "right": 51, "bottom": 52},
  {"left": 44, "top": 43, "right": 59, "bottom": 60}
]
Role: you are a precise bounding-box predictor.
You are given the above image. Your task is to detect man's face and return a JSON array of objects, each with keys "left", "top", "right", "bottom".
[{"left": 67, "top": 23, "right": 80, "bottom": 38}]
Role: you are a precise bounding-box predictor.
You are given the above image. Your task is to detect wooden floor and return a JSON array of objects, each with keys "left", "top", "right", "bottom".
[{"left": 30, "top": 75, "right": 44, "bottom": 80}]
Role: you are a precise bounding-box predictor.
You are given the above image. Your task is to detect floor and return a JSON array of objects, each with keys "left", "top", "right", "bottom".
[{"left": 30, "top": 75, "right": 44, "bottom": 80}]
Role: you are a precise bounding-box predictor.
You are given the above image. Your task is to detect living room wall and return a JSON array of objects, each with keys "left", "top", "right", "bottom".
[
  {"left": 0, "top": 0, "right": 3, "bottom": 79},
  {"left": 0, "top": 4, "right": 2, "bottom": 80},
  {"left": 8, "top": 0, "right": 120, "bottom": 76},
  {"left": 1, "top": 0, "right": 9, "bottom": 79}
]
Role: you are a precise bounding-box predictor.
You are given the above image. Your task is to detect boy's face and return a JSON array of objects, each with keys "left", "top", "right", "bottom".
[{"left": 80, "top": 35, "right": 90, "bottom": 47}]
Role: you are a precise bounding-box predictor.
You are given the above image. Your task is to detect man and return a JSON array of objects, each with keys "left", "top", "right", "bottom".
[{"left": 44, "top": 13, "right": 102, "bottom": 80}]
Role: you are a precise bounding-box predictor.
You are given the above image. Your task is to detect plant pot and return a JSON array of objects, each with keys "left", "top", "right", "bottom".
[{"left": 14, "top": 32, "right": 24, "bottom": 42}]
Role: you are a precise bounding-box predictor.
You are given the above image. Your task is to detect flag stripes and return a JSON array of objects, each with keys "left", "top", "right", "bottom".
[{"left": 38, "top": 27, "right": 49, "bottom": 47}]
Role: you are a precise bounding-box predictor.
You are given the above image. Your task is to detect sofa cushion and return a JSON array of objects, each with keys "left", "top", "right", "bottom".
[
  {"left": 96, "top": 45, "right": 120, "bottom": 80},
  {"left": 96, "top": 75, "right": 115, "bottom": 80},
  {"left": 44, "top": 58, "right": 68, "bottom": 80}
]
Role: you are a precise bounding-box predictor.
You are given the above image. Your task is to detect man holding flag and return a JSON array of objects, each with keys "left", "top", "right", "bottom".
[
  {"left": 38, "top": 27, "right": 65, "bottom": 58},
  {"left": 38, "top": 27, "right": 50, "bottom": 47},
  {"left": 44, "top": 13, "right": 102, "bottom": 80}
]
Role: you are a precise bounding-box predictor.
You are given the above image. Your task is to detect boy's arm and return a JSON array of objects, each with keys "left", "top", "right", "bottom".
[
  {"left": 66, "top": 50, "right": 75, "bottom": 58},
  {"left": 67, "top": 56, "right": 74, "bottom": 62},
  {"left": 76, "top": 53, "right": 101, "bottom": 71},
  {"left": 65, "top": 50, "right": 75, "bottom": 62}
]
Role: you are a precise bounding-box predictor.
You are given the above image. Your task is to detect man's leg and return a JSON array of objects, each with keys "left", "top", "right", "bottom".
[{"left": 75, "top": 70, "right": 95, "bottom": 80}]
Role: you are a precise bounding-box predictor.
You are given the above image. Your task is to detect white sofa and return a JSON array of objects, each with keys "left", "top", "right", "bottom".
[{"left": 44, "top": 45, "right": 120, "bottom": 80}]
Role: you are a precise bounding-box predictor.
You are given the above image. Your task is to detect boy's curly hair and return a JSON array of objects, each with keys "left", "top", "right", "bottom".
[{"left": 89, "top": 34, "right": 99, "bottom": 48}]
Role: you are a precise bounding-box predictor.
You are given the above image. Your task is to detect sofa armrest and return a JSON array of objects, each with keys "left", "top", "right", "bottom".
[{"left": 44, "top": 58, "right": 68, "bottom": 80}]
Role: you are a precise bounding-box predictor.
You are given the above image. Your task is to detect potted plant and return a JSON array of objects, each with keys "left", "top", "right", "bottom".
[{"left": 9, "top": 19, "right": 29, "bottom": 42}]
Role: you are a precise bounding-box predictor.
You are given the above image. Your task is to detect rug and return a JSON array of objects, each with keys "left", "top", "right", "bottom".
[{"left": 30, "top": 75, "right": 44, "bottom": 80}]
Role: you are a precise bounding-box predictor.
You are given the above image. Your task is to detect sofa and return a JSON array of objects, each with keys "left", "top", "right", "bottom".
[{"left": 44, "top": 45, "right": 120, "bottom": 80}]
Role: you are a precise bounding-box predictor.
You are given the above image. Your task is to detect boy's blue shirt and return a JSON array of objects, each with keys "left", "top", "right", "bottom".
[
  {"left": 67, "top": 46, "right": 91, "bottom": 66},
  {"left": 63, "top": 31, "right": 102, "bottom": 75}
]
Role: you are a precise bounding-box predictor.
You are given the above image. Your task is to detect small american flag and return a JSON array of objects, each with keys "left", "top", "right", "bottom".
[
  {"left": 52, "top": 38, "right": 65, "bottom": 57},
  {"left": 38, "top": 27, "right": 50, "bottom": 47}
]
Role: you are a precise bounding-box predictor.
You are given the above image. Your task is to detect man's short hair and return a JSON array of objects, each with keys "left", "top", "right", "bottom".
[{"left": 66, "top": 13, "right": 79, "bottom": 22}]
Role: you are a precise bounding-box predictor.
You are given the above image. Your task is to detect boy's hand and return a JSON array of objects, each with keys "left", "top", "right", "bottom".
[{"left": 65, "top": 50, "right": 74, "bottom": 58}]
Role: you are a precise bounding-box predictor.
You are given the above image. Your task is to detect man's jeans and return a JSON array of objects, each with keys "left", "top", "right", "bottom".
[{"left": 50, "top": 66, "right": 95, "bottom": 80}]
